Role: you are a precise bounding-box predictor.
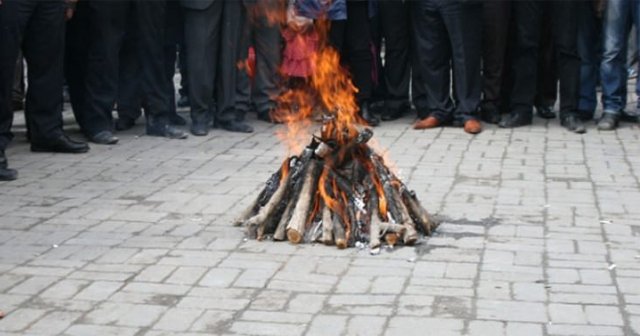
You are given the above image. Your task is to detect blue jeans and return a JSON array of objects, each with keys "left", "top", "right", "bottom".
[
  {"left": 578, "top": 2, "right": 601, "bottom": 118},
  {"left": 601, "top": 0, "right": 638, "bottom": 114}
]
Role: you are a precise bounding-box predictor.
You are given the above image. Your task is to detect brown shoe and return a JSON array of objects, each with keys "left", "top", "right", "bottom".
[
  {"left": 414, "top": 116, "right": 440, "bottom": 130},
  {"left": 463, "top": 119, "right": 482, "bottom": 134}
]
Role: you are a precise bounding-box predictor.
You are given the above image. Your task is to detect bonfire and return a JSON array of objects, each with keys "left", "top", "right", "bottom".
[{"left": 235, "top": 20, "right": 437, "bottom": 253}]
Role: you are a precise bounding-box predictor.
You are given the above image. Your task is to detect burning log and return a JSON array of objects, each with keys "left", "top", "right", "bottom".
[
  {"left": 237, "top": 126, "right": 437, "bottom": 252},
  {"left": 287, "top": 160, "right": 320, "bottom": 243}
]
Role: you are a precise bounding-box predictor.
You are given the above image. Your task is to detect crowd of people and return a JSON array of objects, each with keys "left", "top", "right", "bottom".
[{"left": 1, "top": 0, "right": 640, "bottom": 182}]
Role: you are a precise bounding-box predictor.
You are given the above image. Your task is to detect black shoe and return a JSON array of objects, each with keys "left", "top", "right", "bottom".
[
  {"left": 499, "top": 111, "right": 533, "bottom": 128},
  {"left": 169, "top": 113, "right": 187, "bottom": 126},
  {"left": 622, "top": 109, "right": 640, "bottom": 123},
  {"left": 190, "top": 122, "right": 209, "bottom": 136},
  {"left": 561, "top": 114, "right": 587, "bottom": 134},
  {"left": 31, "top": 134, "right": 90, "bottom": 153},
  {"left": 480, "top": 106, "right": 501, "bottom": 124},
  {"left": 90, "top": 130, "right": 119, "bottom": 145},
  {"left": 536, "top": 105, "right": 556, "bottom": 119},
  {"left": 0, "top": 151, "right": 18, "bottom": 181},
  {"left": 381, "top": 104, "right": 408, "bottom": 121},
  {"left": 219, "top": 120, "right": 254, "bottom": 133},
  {"left": 146, "top": 124, "right": 188, "bottom": 139},
  {"left": 597, "top": 113, "right": 619, "bottom": 131},
  {"left": 177, "top": 96, "right": 190, "bottom": 108},
  {"left": 257, "top": 111, "right": 282, "bottom": 124},
  {"left": 360, "top": 103, "right": 380, "bottom": 127},
  {"left": 115, "top": 117, "right": 136, "bottom": 131}
]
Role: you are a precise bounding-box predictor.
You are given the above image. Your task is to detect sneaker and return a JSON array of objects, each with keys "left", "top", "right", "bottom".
[{"left": 597, "top": 113, "right": 619, "bottom": 131}]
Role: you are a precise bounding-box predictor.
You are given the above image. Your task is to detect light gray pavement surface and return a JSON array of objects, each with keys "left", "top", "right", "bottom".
[{"left": 1, "top": 108, "right": 640, "bottom": 336}]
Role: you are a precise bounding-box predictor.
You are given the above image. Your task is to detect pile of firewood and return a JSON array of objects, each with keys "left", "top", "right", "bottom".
[{"left": 235, "top": 123, "right": 438, "bottom": 253}]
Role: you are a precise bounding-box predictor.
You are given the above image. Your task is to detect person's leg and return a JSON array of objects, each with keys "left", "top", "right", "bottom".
[
  {"left": 12, "top": 52, "right": 25, "bottom": 111},
  {"left": 183, "top": 1, "right": 223, "bottom": 135},
  {"left": 83, "top": 0, "right": 128, "bottom": 138},
  {"left": 577, "top": 0, "right": 600, "bottom": 121},
  {"left": 65, "top": 0, "right": 91, "bottom": 133},
  {"left": 379, "top": 0, "right": 411, "bottom": 120},
  {"left": 552, "top": 0, "right": 584, "bottom": 133},
  {"left": 163, "top": 0, "right": 186, "bottom": 125},
  {"left": 216, "top": 0, "right": 252, "bottom": 133},
  {"left": 344, "top": 1, "right": 377, "bottom": 126},
  {"left": 535, "top": 3, "right": 558, "bottom": 118},
  {"left": 24, "top": 0, "right": 89, "bottom": 152},
  {"left": 600, "top": 0, "right": 631, "bottom": 118},
  {"left": 481, "top": 0, "right": 510, "bottom": 124},
  {"left": 442, "top": 0, "right": 482, "bottom": 131},
  {"left": 116, "top": 13, "right": 143, "bottom": 131},
  {"left": 412, "top": 0, "right": 454, "bottom": 127},
  {"left": 250, "top": 0, "right": 282, "bottom": 117},
  {"left": 136, "top": 0, "right": 186, "bottom": 138},
  {"left": 0, "top": 0, "right": 29, "bottom": 180},
  {"left": 501, "top": 0, "right": 542, "bottom": 127}
]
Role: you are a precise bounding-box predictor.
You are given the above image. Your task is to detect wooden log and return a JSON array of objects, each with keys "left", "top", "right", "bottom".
[
  {"left": 273, "top": 149, "right": 315, "bottom": 240},
  {"left": 379, "top": 222, "right": 406, "bottom": 234},
  {"left": 234, "top": 162, "right": 286, "bottom": 226},
  {"left": 400, "top": 188, "right": 438, "bottom": 235},
  {"left": 245, "top": 172, "right": 291, "bottom": 239},
  {"left": 333, "top": 213, "right": 347, "bottom": 249},
  {"left": 369, "top": 213, "right": 382, "bottom": 249},
  {"left": 321, "top": 205, "right": 333, "bottom": 245},
  {"left": 287, "top": 160, "right": 319, "bottom": 244}
]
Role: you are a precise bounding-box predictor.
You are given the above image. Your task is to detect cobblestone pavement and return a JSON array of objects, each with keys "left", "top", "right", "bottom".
[{"left": 1, "top": 110, "right": 640, "bottom": 336}]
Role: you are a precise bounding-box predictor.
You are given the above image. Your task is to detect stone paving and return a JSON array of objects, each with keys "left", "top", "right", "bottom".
[{"left": 1, "top": 109, "right": 640, "bottom": 336}]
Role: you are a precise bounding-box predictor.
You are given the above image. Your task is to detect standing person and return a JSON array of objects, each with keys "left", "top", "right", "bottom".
[
  {"left": 0, "top": 0, "right": 90, "bottom": 181},
  {"left": 375, "top": 0, "right": 412, "bottom": 121},
  {"left": 499, "top": 1, "right": 584, "bottom": 133},
  {"left": 412, "top": 0, "right": 483, "bottom": 134},
  {"left": 480, "top": 0, "right": 511, "bottom": 124},
  {"left": 598, "top": 0, "right": 640, "bottom": 130},
  {"left": 83, "top": 0, "right": 187, "bottom": 141}
]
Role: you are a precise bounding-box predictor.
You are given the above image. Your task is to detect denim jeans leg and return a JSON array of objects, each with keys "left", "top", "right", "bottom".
[{"left": 600, "top": 0, "right": 631, "bottom": 115}]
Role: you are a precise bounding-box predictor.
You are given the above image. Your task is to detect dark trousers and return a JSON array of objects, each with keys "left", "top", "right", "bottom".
[
  {"left": 330, "top": 1, "right": 373, "bottom": 104},
  {"left": 482, "top": 0, "right": 511, "bottom": 111},
  {"left": 117, "top": 19, "right": 143, "bottom": 122},
  {"left": 240, "top": 0, "right": 282, "bottom": 115},
  {"left": 84, "top": 0, "right": 169, "bottom": 135},
  {"left": 510, "top": 0, "right": 580, "bottom": 117},
  {"left": 376, "top": 0, "right": 411, "bottom": 110},
  {"left": 164, "top": 0, "right": 184, "bottom": 116},
  {"left": 412, "top": 0, "right": 482, "bottom": 123},
  {"left": 13, "top": 53, "right": 25, "bottom": 104},
  {"left": 0, "top": 0, "right": 66, "bottom": 149},
  {"left": 183, "top": 0, "right": 224, "bottom": 124},
  {"left": 535, "top": 6, "right": 558, "bottom": 108},
  {"left": 217, "top": 0, "right": 250, "bottom": 122},
  {"left": 65, "top": 0, "right": 90, "bottom": 132}
]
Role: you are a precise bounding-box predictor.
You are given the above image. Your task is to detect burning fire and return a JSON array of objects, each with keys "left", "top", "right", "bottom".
[{"left": 235, "top": 18, "right": 437, "bottom": 252}]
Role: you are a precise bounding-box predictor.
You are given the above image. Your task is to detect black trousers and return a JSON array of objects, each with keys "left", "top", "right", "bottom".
[
  {"left": 412, "top": 0, "right": 482, "bottom": 123},
  {"left": 65, "top": 0, "right": 90, "bottom": 132},
  {"left": 117, "top": 18, "right": 143, "bottom": 122},
  {"left": 330, "top": 1, "right": 373, "bottom": 104},
  {"left": 375, "top": 0, "right": 411, "bottom": 110},
  {"left": 83, "top": 0, "right": 170, "bottom": 135},
  {"left": 163, "top": 0, "right": 184, "bottom": 117},
  {"left": 482, "top": 0, "right": 511, "bottom": 111},
  {"left": 183, "top": 0, "right": 224, "bottom": 124},
  {"left": 239, "top": 0, "right": 282, "bottom": 115},
  {"left": 13, "top": 52, "right": 25, "bottom": 104},
  {"left": 535, "top": 5, "right": 558, "bottom": 108},
  {"left": 0, "top": 0, "right": 66, "bottom": 149},
  {"left": 510, "top": 0, "right": 580, "bottom": 117}
]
